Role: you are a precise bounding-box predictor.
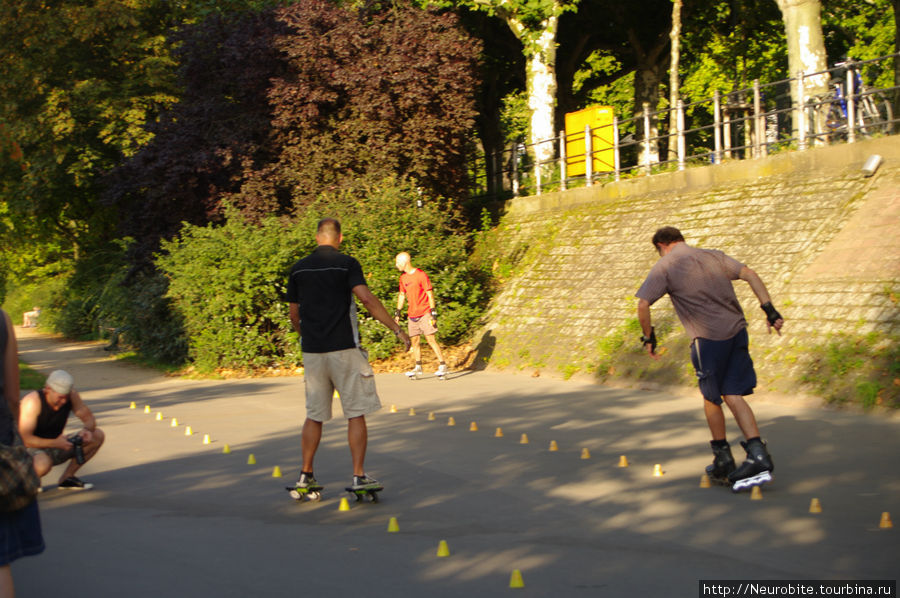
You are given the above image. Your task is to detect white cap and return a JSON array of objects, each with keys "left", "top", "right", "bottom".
[{"left": 46, "top": 370, "right": 74, "bottom": 395}]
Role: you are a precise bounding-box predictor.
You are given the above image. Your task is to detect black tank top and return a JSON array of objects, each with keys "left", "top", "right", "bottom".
[{"left": 35, "top": 389, "right": 71, "bottom": 439}]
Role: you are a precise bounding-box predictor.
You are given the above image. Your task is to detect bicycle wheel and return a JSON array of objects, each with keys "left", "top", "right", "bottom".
[
  {"left": 808, "top": 96, "right": 846, "bottom": 142},
  {"left": 857, "top": 90, "right": 893, "bottom": 137}
]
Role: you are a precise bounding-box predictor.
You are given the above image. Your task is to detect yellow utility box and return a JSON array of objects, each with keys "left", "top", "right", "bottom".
[{"left": 565, "top": 106, "right": 614, "bottom": 176}]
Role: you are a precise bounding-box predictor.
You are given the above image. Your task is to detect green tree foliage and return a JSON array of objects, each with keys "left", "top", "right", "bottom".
[
  {"left": 0, "top": 0, "right": 182, "bottom": 251},
  {"left": 107, "top": 0, "right": 481, "bottom": 261},
  {"left": 822, "top": 0, "right": 896, "bottom": 87},
  {"left": 157, "top": 180, "right": 489, "bottom": 372}
]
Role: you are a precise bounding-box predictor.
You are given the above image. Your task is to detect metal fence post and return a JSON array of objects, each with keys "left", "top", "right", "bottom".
[
  {"left": 536, "top": 143, "right": 542, "bottom": 196},
  {"left": 753, "top": 79, "right": 766, "bottom": 157},
  {"left": 642, "top": 102, "right": 652, "bottom": 174},
  {"left": 677, "top": 99, "right": 686, "bottom": 170},
  {"left": 613, "top": 117, "right": 621, "bottom": 181},
  {"left": 511, "top": 142, "right": 520, "bottom": 197},
  {"left": 846, "top": 65, "right": 857, "bottom": 144},
  {"left": 584, "top": 124, "right": 593, "bottom": 186},
  {"left": 559, "top": 130, "right": 567, "bottom": 190},
  {"left": 713, "top": 90, "right": 722, "bottom": 163},
  {"left": 796, "top": 70, "right": 807, "bottom": 151}
]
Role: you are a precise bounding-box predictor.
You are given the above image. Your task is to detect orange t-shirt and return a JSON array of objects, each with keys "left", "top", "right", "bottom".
[{"left": 399, "top": 268, "right": 432, "bottom": 318}]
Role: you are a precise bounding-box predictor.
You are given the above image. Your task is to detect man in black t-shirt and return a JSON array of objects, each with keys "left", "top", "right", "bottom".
[
  {"left": 19, "top": 370, "right": 105, "bottom": 490},
  {"left": 286, "top": 218, "right": 410, "bottom": 493}
]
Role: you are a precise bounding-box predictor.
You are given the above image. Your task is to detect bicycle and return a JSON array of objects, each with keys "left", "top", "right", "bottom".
[{"left": 808, "top": 60, "right": 893, "bottom": 141}]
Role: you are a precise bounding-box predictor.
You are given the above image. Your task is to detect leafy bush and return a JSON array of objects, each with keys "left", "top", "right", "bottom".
[
  {"left": 295, "top": 180, "right": 491, "bottom": 360},
  {"left": 157, "top": 207, "right": 305, "bottom": 372},
  {"left": 158, "top": 180, "right": 490, "bottom": 371}
]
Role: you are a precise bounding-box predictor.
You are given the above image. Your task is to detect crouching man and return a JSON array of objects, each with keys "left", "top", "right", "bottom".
[{"left": 19, "top": 370, "right": 104, "bottom": 490}]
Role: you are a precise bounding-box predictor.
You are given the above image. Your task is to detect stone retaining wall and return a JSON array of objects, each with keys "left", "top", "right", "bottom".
[{"left": 473, "top": 136, "right": 900, "bottom": 404}]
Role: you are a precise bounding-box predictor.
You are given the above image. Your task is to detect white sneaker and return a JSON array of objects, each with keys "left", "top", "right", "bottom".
[
  {"left": 405, "top": 365, "right": 423, "bottom": 378},
  {"left": 436, "top": 364, "right": 448, "bottom": 377}
]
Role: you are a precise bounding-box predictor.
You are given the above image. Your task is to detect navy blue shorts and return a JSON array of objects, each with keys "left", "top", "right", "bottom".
[{"left": 690, "top": 328, "right": 757, "bottom": 405}]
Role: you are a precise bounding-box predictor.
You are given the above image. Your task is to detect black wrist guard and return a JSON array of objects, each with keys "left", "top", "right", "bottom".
[
  {"left": 760, "top": 302, "right": 782, "bottom": 326},
  {"left": 430, "top": 309, "right": 437, "bottom": 319},
  {"left": 394, "top": 309, "right": 402, "bottom": 320},
  {"left": 640, "top": 327, "right": 657, "bottom": 352}
]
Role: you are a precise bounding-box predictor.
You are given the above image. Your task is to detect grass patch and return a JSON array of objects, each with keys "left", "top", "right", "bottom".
[
  {"left": 800, "top": 331, "right": 899, "bottom": 409},
  {"left": 19, "top": 361, "right": 45, "bottom": 391}
]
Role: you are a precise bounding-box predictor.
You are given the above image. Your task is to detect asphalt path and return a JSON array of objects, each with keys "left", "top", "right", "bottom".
[{"left": 11, "top": 327, "right": 899, "bottom": 597}]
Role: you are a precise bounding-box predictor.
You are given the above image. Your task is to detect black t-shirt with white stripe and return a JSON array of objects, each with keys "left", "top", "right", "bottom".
[{"left": 286, "top": 245, "right": 367, "bottom": 353}]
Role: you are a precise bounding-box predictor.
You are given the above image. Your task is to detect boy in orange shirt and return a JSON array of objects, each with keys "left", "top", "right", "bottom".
[{"left": 394, "top": 252, "right": 447, "bottom": 378}]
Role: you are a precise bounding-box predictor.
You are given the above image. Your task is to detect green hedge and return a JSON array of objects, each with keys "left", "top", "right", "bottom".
[{"left": 158, "top": 180, "right": 489, "bottom": 372}]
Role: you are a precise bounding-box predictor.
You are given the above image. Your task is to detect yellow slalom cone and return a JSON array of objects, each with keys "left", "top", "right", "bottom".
[
  {"left": 750, "top": 486, "right": 763, "bottom": 500},
  {"left": 548, "top": 440, "right": 558, "bottom": 452},
  {"left": 203, "top": 434, "right": 211, "bottom": 445},
  {"left": 222, "top": 444, "right": 231, "bottom": 454},
  {"left": 170, "top": 418, "right": 178, "bottom": 427},
  {"left": 144, "top": 405, "right": 151, "bottom": 414},
  {"left": 387, "top": 517, "right": 399, "bottom": 533},
  {"left": 652, "top": 464, "right": 664, "bottom": 477},
  {"left": 495, "top": 427, "right": 504, "bottom": 438},
  {"left": 409, "top": 408, "right": 416, "bottom": 416},
  {"left": 879, "top": 512, "right": 893, "bottom": 529},
  {"left": 447, "top": 416, "right": 456, "bottom": 426},
  {"left": 581, "top": 448, "right": 591, "bottom": 460},
  {"left": 129, "top": 402, "right": 136, "bottom": 410},
  {"left": 699, "top": 474, "right": 711, "bottom": 488},
  {"left": 185, "top": 426, "right": 193, "bottom": 436},
  {"left": 427, "top": 412, "right": 436, "bottom": 421},
  {"left": 809, "top": 498, "right": 822, "bottom": 513},
  {"left": 509, "top": 569, "right": 525, "bottom": 589},
  {"left": 436, "top": 540, "right": 450, "bottom": 557},
  {"left": 519, "top": 433, "right": 529, "bottom": 444},
  {"left": 390, "top": 404, "right": 398, "bottom": 413},
  {"left": 272, "top": 466, "right": 282, "bottom": 478},
  {"left": 247, "top": 453, "right": 256, "bottom": 465},
  {"left": 469, "top": 421, "right": 478, "bottom": 432},
  {"left": 339, "top": 497, "right": 350, "bottom": 512},
  {"left": 618, "top": 455, "right": 629, "bottom": 468},
  {"left": 155, "top": 412, "right": 163, "bottom": 421},
  {"left": 333, "top": 389, "right": 340, "bottom": 399}
]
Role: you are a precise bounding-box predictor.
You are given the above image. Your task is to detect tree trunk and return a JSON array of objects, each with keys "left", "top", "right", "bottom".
[
  {"left": 667, "top": 0, "right": 682, "bottom": 162},
  {"left": 634, "top": 62, "right": 663, "bottom": 167},
  {"left": 505, "top": 12, "right": 559, "bottom": 171},
  {"left": 774, "top": 0, "right": 830, "bottom": 138}
]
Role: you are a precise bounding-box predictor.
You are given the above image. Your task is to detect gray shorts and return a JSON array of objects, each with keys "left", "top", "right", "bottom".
[
  {"left": 303, "top": 348, "right": 381, "bottom": 422},
  {"left": 27, "top": 446, "right": 74, "bottom": 466}
]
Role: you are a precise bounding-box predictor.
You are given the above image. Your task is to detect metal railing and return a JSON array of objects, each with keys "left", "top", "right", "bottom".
[{"left": 470, "top": 53, "right": 898, "bottom": 199}]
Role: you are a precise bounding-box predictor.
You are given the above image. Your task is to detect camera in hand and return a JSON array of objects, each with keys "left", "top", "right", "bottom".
[{"left": 68, "top": 434, "right": 85, "bottom": 464}]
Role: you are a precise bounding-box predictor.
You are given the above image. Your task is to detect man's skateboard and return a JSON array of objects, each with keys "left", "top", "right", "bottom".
[
  {"left": 345, "top": 484, "right": 383, "bottom": 503},
  {"left": 286, "top": 484, "right": 324, "bottom": 502}
]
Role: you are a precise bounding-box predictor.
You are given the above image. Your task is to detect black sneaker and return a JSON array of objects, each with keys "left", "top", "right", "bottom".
[
  {"left": 58, "top": 476, "right": 93, "bottom": 490},
  {"left": 351, "top": 474, "right": 381, "bottom": 490}
]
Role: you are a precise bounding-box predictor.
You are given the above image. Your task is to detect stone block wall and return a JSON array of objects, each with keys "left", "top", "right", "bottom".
[{"left": 474, "top": 136, "right": 900, "bottom": 401}]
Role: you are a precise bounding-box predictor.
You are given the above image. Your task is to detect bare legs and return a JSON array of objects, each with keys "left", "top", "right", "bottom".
[
  {"left": 704, "top": 394, "right": 761, "bottom": 441},
  {"left": 301, "top": 415, "right": 368, "bottom": 477}
]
